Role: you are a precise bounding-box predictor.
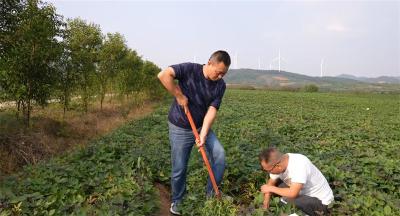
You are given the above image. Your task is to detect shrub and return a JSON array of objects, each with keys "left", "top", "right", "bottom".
[{"left": 303, "top": 84, "right": 319, "bottom": 92}]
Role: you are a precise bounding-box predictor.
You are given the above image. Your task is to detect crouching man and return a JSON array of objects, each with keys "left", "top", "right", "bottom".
[{"left": 259, "top": 147, "right": 334, "bottom": 216}]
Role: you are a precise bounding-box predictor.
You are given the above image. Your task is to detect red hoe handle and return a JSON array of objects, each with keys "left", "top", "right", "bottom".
[{"left": 185, "top": 109, "right": 221, "bottom": 198}]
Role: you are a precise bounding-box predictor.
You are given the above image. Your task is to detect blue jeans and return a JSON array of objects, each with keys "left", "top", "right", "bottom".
[{"left": 168, "top": 121, "right": 225, "bottom": 203}]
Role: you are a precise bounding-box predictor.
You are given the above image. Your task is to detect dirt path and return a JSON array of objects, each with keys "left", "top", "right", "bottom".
[{"left": 155, "top": 183, "right": 171, "bottom": 216}]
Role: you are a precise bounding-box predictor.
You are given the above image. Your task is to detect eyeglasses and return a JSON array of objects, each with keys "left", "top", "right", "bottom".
[{"left": 264, "top": 157, "right": 283, "bottom": 173}]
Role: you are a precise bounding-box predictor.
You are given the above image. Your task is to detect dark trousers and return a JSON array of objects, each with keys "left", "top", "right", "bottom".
[{"left": 278, "top": 181, "right": 330, "bottom": 216}]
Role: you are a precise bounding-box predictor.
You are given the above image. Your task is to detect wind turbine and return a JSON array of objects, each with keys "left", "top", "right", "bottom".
[
  {"left": 320, "top": 58, "right": 324, "bottom": 77},
  {"left": 258, "top": 57, "right": 261, "bottom": 70},
  {"left": 271, "top": 49, "right": 287, "bottom": 72},
  {"left": 234, "top": 51, "right": 238, "bottom": 69},
  {"left": 193, "top": 55, "right": 197, "bottom": 63}
]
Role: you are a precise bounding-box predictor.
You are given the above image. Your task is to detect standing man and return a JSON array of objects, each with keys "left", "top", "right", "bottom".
[
  {"left": 157, "top": 50, "right": 230, "bottom": 215},
  {"left": 259, "top": 147, "right": 334, "bottom": 216}
]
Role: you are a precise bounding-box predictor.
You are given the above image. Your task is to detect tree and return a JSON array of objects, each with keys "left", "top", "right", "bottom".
[
  {"left": 141, "top": 61, "right": 164, "bottom": 99},
  {"left": 117, "top": 49, "right": 143, "bottom": 99},
  {"left": 65, "top": 18, "right": 102, "bottom": 113},
  {"left": 54, "top": 42, "right": 78, "bottom": 119},
  {"left": 97, "top": 32, "right": 128, "bottom": 109},
  {"left": 303, "top": 84, "right": 319, "bottom": 92},
  {"left": 0, "top": 0, "right": 64, "bottom": 126},
  {"left": 0, "top": 0, "right": 26, "bottom": 58},
  {"left": 1, "top": 0, "right": 28, "bottom": 112}
]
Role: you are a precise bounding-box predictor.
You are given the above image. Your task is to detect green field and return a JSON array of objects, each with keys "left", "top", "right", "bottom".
[{"left": 1, "top": 89, "right": 399, "bottom": 215}]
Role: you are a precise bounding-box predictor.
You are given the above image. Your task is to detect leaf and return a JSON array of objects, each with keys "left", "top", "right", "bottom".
[
  {"left": 9, "top": 195, "right": 27, "bottom": 204},
  {"left": 48, "top": 209, "right": 55, "bottom": 216},
  {"left": 384, "top": 205, "right": 391, "bottom": 215}
]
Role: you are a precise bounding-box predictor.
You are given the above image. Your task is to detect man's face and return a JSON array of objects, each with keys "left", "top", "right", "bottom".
[
  {"left": 208, "top": 61, "right": 229, "bottom": 81},
  {"left": 261, "top": 159, "right": 284, "bottom": 175}
]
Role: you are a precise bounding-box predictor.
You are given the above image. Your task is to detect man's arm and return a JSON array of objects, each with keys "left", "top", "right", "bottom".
[
  {"left": 157, "top": 67, "right": 188, "bottom": 112},
  {"left": 198, "top": 81, "right": 226, "bottom": 147},
  {"left": 261, "top": 178, "right": 278, "bottom": 209},
  {"left": 198, "top": 106, "right": 218, "bottom": 147},
  {"left": 261, "top": 182, "right": 303, "bottom": 199}
]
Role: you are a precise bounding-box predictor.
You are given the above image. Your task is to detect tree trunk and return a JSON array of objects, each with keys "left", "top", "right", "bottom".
[
  {"left": 109, "top": 83, "right": 113, "bottom": 104},
  {"left": 21, "top": 100, "right": 29, "bottom": 127},
  {"left": 100, "top": 83, "right": 105, "bottom": 110},
  {"left": 100, "top": 93, "right": 104, "bottom": 110},
  {"left": 84, "top": 87, "right": 88, "bottom": 114},
  {"left": 63, "top": 88, "right": 69, "bottom": 120},
  {"left": 16, "top": 99, "right": 21, "bottom": 119},
  {"left": 27, "top": 99, "right": 31, "bottom": 127},
  {"left": 63, "top": 95, "right": 66, "bottom": 121}
]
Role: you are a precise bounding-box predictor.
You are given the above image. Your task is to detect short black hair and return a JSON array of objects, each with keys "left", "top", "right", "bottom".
[
  {"left": 209, "top": 50, "right": 231, "bottom": 67},
  {"left": 259, "top": 146, "right": 279, "bottom": 163}
]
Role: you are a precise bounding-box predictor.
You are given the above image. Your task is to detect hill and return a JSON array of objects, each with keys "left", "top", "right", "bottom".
[{"left": 224, "top": 69, "right": 400, "bottom": 92}]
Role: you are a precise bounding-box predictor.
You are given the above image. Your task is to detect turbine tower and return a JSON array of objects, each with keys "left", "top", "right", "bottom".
[
  {"left": 320, "top": 58, "right": 324, "bottom": 77},
  {"left": 234, "top": 51, "right": 238, "bottom": 69},
  {"left": 278, "top": 49, "right": 281, "bottom": 72},
  {"left": 271, "top": 49, "right": 287, "bottom": 72}
]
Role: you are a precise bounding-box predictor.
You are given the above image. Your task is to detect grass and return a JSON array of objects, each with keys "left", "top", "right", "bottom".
[
  {"left": 0, "top": 94, "right": 156, "bottom": 176},
  {"left": 0, "top": 89, "right": 399, "bottom": 215}
]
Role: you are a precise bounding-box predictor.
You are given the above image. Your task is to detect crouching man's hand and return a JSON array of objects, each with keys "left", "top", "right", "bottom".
[
  {"left": 260, "top": 179, "right": 278, "bottom": 209},
  {"left": 261, "top": 184, "right": 275, "bottom": 194}
]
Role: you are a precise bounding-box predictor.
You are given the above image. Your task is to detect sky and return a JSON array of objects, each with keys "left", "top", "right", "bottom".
[{"left": 48, "top": 0, "right": 400, "bottom": 78}]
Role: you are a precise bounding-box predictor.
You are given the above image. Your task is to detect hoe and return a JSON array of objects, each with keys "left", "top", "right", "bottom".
[{"left": 185, "top": 108, "right": 221, "bottom": 199}]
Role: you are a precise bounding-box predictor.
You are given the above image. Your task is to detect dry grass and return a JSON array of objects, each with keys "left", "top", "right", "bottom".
[{"left": 0, "top": 97, "right": 157, "bottom": 177}]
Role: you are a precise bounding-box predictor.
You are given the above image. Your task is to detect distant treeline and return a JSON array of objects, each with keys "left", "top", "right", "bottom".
[
  {"left": 0, "top": 0, "right": 165, "bottom": 126},
  {"left": 227, "top": 84, "right": 319, "bottom": 92}
]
